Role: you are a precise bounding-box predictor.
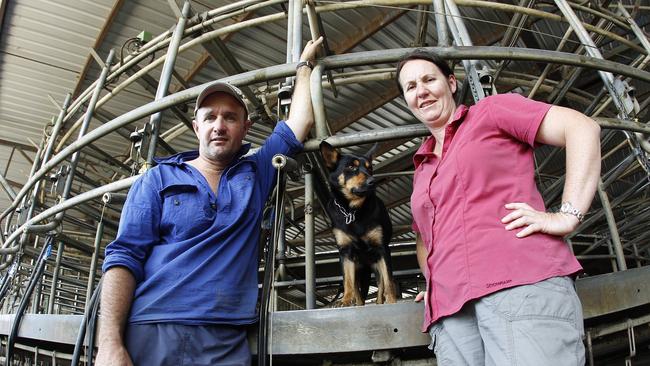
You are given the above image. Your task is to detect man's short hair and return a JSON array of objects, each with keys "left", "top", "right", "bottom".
[{"left": 395, "top": 48, "right": 454, "bottom": 94}]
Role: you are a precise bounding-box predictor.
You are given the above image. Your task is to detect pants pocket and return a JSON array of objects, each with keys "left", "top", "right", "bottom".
[
  {"left": 477, "top": 278, "right": 586, "bottom": 366},
  {"left": 482, "top": 277, "right": 578, "bottom": 322}
]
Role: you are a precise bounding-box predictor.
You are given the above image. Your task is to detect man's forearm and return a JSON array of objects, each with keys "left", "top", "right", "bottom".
[
  {"left": 98, "top": 267, "right": 136, "bottom": 346},
  {"left": 285, "top": 37, "right": 322, "bottom": 141},
  {"left": 286, "top": 64, "right": 314, "bottom": 141}
]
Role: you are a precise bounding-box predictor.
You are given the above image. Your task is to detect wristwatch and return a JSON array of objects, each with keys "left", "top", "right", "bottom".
[
  {"left": 559, "top": 202, "right": 585, "bottom": 222},
  {"left": 296, "top": 60, "right": 313, "bottom": 70}
]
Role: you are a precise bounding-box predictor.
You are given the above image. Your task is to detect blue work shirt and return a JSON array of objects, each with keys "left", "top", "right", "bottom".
[{"left": 102, "top": 121, "right": 302, "bottom": 325}]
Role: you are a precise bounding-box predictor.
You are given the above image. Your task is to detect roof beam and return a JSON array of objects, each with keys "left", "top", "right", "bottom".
[
  {"left": 330, "top": 8, "right": 409, "bottom": 54},
  {"left": 124, "top": 65, "right": 193, "bottom": 129},
  {"left": 16, "top": 147, "right": 34, "bottom": 165},
  {"left": 71, "top": 0, "right": 126, "bottom": 98},
  {"left": 0, "top": 172, "right": 17, "bottom": 201},
  {"left": 182, "top": 53, "right": 211, "bottom": 87},
  {"left": 330, "top": 85, "right": 400, "bottom": 133},
  {"left": 0, "top": 138, "right": 37, "bottom": 153},
  {"left": 176, "top": 11, "right": 253, "bottom": 88},
  {"left": 0, "top": 1, "right": 9, "bottom": 40},
  {"left": 183, "top": 6, "right": 270, "bottom": 123},
  {"left": 198, "top": 34, "right": 269, "bottom": 120}
]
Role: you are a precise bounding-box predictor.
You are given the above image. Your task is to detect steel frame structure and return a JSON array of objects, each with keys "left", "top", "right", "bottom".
[{"left": 0, "top": 0, "right": 649, "bottom": 364}]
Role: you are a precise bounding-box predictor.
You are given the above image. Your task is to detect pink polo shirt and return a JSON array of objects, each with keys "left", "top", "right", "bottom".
[{"left": 411, "top": 93, "right": 582, "bottom": 332}]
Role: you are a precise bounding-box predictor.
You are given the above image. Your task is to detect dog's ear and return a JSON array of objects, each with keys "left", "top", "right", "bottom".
[
  {"left": 320, "top": 141, "right": 339, "bottom": 170},
  {"left": 365, "top": 143, "right": 379, "bottom": 160}
]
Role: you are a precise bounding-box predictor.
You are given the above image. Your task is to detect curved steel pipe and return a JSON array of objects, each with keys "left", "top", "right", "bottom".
[
  {"left": 3, "top": 47, "right": 650, "bottom": 250},
  {"left": 58, "top": 0, "right": 645, "bottom": 149},
  {"left": 0, "top": 176, "right": 138, "bottom": 258}
]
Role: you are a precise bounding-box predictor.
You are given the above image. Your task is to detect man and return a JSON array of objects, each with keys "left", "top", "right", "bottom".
[{"left": 96, "top": 37, "right": 322, "bottom": 366}]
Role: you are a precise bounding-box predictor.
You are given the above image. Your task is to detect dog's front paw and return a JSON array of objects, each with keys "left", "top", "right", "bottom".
[
  {"left": 335, "top": 297, "right": 362, "bottom": 307},
  {"left": 334, "top": 299, "right": 353, "bottom": 307}
]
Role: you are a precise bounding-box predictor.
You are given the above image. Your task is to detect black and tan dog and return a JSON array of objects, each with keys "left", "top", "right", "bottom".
[{"left": 320, "top": 141, "right": 396, "bottom": 306}]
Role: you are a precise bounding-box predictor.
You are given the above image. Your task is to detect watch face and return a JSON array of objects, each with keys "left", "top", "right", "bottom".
[{"left": 560, "top": 202, "right": 583, "bottom": 222}]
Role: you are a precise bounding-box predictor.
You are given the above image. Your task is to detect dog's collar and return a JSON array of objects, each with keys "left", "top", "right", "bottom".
[{"left": 334, "top": 199, "right": 356, "bottom": 225}]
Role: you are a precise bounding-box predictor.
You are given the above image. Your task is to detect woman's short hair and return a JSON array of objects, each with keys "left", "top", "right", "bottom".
[{"left": 395, "top": 48, "right": 454, "bottom": 93}]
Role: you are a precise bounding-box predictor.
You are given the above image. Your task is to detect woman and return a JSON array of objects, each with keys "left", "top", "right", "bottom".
[{"left": 396, "top": 49, "right": 601, "bottom": 365}]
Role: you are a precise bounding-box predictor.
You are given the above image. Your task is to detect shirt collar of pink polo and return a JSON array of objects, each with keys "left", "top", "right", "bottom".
[{"left": 413, "top": 104, "right": 469, "bottom": 169}]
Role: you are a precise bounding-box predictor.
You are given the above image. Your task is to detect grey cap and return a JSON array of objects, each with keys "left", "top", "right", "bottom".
[{"left": 194, "top": 81, "right": 248, "bottom": 117}]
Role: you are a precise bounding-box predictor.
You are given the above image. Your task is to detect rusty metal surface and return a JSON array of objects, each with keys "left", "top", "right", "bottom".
[
  {"left": 271, "top": 302, "right": 430, "bottom": 354},
  {"left": 0, "top": 314, "right": 83, "bottom": 344},
  {"left": 577, "top": 266, "right": 650, "bottom": 319}
]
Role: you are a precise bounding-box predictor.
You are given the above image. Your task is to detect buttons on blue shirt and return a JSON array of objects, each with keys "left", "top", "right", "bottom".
[
  {"left": 210, "top": 203, "right": 217, "bottom": 210},
  {"left": 174, "top": 199, "right": 180, "bottom": 205}
]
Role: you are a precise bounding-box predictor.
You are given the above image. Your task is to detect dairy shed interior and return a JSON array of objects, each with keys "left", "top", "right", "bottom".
[{"left": 0, "top": 0, "right": 650, "bottom": 365}]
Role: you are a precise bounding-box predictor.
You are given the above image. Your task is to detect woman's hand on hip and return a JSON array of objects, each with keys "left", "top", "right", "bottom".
[
  {"left": 502, "top": 202, "right": 579, "bottom": 238},
  {"left": 415, "top": 291, "right": 427, "bottom": 307}
]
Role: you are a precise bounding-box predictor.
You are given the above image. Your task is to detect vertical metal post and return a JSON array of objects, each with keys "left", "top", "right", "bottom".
[
  {"left": 285, "top": 0, "right": 295, "bottom": 85},
  {"left": 32, "top": 236, "right": 42, "bottom": 313},
  {"left": 305, "top": 1, "right": 337, "bottom": 97},
  {"left": 632, "top": 242, "right": 642, "bottom": 268},
  {"left": 43, "top": 93, "right": 73, "bottom": 167},
  {"left": 617, "top": 3, "right": 650, "bottom": 156},
  {"left": 146, "top": 1, "right": 190, "bottom": 166},
  {"left": 304, "top": 168, "right": 315, "bottom": 309},
  {"left": 286, "top": 0, "right": 294, "bottom": 63},
  {"left": 432, "top": 0, "right": 449, "bottom": 47},
  {"left": 3, "top": 93, "right": 71, "bottom": 241},
  {"left": 414, "top": 5, "right": 429, "bottom": 46},
  {"left": 74, "top": 272, "right": 80, "bottom": 313},
  {"left": 276, "top": 219, "right": 287, "bottom": 282},
  {"left": 618, "top": 3, "right": 650, "bottom": 59},
  {"left": 63, "top": 51, "right": 115, "bottom": 201},
  {"left": 292, "top": 0, "right": 303, "bottom": 64},
  {"left": 10, "top": 137, "right": 44, "bottom": 230},
  {"left": 598, "top": 180, "right": 627, "bottom": 271},
  {"left": 607, "top": 240, "right": 617, "bottom": 272},
  {"left": 48, "top": 241, "right": 64, "bottom": 314},
  {"left": 310, "top": 64, "right": 329, "bottom": 139},
  {"left": 305, "top": 0, "right": 338, "bottom": 97},
  {"left": 85, "top": 220, "right": 104, "bottom": 305},
  {"left": 305, "top": 2, "right": 320, "bottom": 43},
  {"left": 443, "top": 0, "right": 486, "bottom": 101}
]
